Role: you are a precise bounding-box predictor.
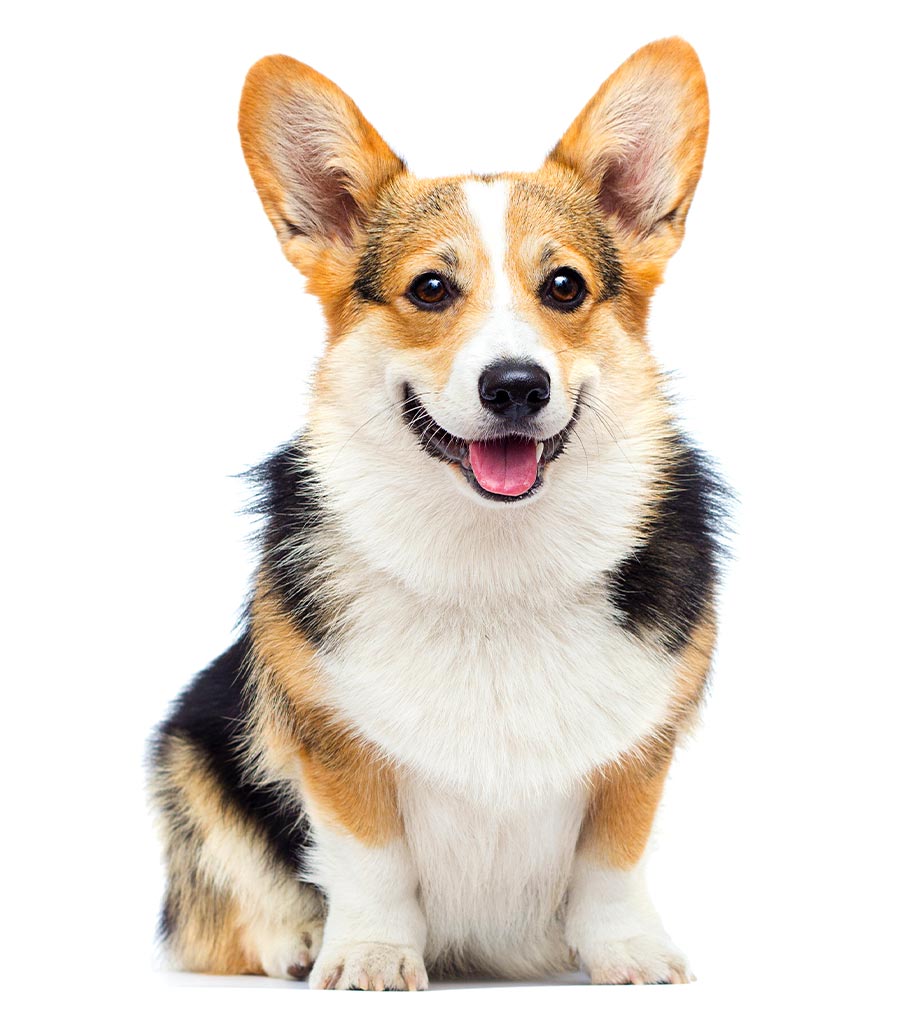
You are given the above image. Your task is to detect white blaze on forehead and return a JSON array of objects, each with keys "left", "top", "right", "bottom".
[
  {"left": 429, "top": 177, "right": 568, "bottom": 441},
  {"left": 462, "top": 178, "right": 513, "bottom": 306}
]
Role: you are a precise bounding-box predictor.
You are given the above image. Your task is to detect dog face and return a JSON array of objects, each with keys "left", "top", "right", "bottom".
[{"left": 239, "top": 40, "right": 707, "bottom": 509}]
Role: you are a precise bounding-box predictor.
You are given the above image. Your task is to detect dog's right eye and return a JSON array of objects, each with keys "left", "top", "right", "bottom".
[
  {"left": 541, "top": 267, "right": 587, "bottom": 311},
  {"left": 407, "top": 273, "right": 455, "bottom": 309}
]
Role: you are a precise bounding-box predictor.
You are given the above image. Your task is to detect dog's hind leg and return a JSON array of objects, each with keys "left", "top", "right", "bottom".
[
  {"left": 151, "top": 729, "right": 325, "bottom": 978},
  {"left": 149, "top": 640, "right": 325, "bottom": 979}
]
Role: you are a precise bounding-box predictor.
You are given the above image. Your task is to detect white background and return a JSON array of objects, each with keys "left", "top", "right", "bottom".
[{"left": 3, "top": 2, "right": 916, "bottom": 1021}]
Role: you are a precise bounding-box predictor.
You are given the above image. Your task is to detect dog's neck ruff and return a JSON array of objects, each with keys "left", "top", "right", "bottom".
[{"left": 303, "top": 419, "right": 653, "bottom": 610}]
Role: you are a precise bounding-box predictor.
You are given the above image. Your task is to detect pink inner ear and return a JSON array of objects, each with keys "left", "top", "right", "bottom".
[
  {"left": 597, "top": 133, "right": 672, "bottom": 234},
  {"left": 309, "top": 176, "right": 361, "bottom": 244},
  {"left": 276, "top": 104, "right": 362, "bottom": 244}
]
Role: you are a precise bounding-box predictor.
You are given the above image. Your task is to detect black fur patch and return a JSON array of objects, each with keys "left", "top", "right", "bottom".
[
  {"left": 247, "top": 443, "right": 336, "bottom": 648},
  {"left": 607, "top": 437, "right": 726, "bottom": 652},
  {"left": 353, "top": 276, "right": 387, "bottom": 304},
  {"left": 158, "top": 888, "right": 177, "bottom": 940},
  {"left": 152, "top": 636, "right": 310, "bottom": 878},
  {"left": 593, "top": 227, "right": 623, "bottom": 302}
]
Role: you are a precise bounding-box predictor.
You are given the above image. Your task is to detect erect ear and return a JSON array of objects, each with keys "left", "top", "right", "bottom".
[
  {"left": 546, "top": 38, "right": 708, "bottom": 262},
  {"left": 238, "top": 56, "right": 405, "bottom": 256}
]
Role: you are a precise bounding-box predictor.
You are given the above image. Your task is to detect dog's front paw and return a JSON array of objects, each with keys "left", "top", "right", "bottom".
[
  {"left": 309, "top": 941, "right": 428, "bottom": 991},
  {"left": 585, "top": 934, "right": 692, "bottom": 985}
]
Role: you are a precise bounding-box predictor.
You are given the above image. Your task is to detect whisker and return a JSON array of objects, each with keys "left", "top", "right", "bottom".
[
  {"left": 586, "top": 414, "right": 604, "bottom": 458},
  {"left": 570, "top": 424, "right": 590, "bottom": 483},
  {"left": 326, "top": 390, "right": 437, "bottom": 466},
  {"left": 578, "top": 390, "right": 630, "bottom": 438},
  {"left": 569, "top": 387, "right": 636, "bottom": 469},
  {"left": 576, "top": 399, "right": 616, "bottom": 439}
]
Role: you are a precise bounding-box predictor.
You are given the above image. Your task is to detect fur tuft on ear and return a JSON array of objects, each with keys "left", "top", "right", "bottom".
[
  {"left": 547, "top": 38, "right": 708, "bottom": 256},
  {"left": 239, "top": 56, "right": 406, "bottom": 250}
]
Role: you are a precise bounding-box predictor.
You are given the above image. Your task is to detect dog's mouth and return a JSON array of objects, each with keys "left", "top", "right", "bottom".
[{"left": 401, "top": 384, "right": 580, "bottom": 502}]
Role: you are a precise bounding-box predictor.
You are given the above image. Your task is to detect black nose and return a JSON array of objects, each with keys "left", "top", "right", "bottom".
[{"left": 478, "top": 360, "right": 551, "bottom": 421}]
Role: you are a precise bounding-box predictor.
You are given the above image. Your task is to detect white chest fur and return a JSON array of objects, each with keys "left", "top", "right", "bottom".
[{"left": 318, "top": 570, "right": 676, "bottom": 807}]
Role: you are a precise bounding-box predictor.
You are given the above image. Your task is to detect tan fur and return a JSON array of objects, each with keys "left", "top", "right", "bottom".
[
  {"left": 548, "top": 38, "right": 708, "bottom": 244},
  {"left": 505, "top": 169, "right": 623, "bottom": 308},
  {"left": 671, "top": 609, "right": 718, "bottom": 728},
  {"left": 580, "top": 737, "right": 675, "bottom": 870},
  {"left": 249, "top": 585, "right": 401, "bottom": 845},
  {"left": 238, "top": 55, "right": 404, "bottom": 243},
  {"left": 151, "top": 733, "right": 321, "bottom": 975},
  {"left": 295, "top": 722, "right": 401, "bottom": 845},
  {"left": 548, "top": 39, "right": 707, "bottom": 331},
  {"left": 579, "top": 610, "right": 716, "bottom": 870},
  {"left": 239, "top": 55, "right": 406, "bottom": 337}
]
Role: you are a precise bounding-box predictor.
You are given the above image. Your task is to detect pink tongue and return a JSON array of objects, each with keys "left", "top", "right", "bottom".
[{"left": 468, "top": 437, "right": 538, "bottom": 496}]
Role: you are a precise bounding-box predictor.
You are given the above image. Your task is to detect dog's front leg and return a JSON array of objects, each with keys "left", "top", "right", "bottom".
[
  {"left": 565, "top": 740, "right": 691, "bottom": 985},
  {"left": 296, "top": 735, "right": 427, "bottom": 991}
]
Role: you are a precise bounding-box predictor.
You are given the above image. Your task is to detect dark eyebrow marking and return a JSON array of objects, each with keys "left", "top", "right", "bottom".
[
  {"left": 510, "top": 179, "right": 623, "bottom": 301},
  {"left": 594, "top": 225, "right": 623, "bottom": 301},
  {"left": 354, "top": 274, "right": 387, "bottom": 304},
  {"left": 353, "top": 182, "right": 466, "bottom": 305},
  {"left": 435, "top": 246, "right": 459, "bottom": 271}
]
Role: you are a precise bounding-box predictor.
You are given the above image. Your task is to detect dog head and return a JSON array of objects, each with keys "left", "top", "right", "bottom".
[{"left": 239, "top": 40, "right": 708, "bottom": 585}]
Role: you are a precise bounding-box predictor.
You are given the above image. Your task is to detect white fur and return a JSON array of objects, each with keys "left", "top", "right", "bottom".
[
  {"left": 565, "top": 853, "right": 690, "bottom": 984},
  {"left": 463, "top": 179, "right": 513, "bottom": 307},
  {"left": 401, "top": 777, "right": 584, "bottom": 977},
  {"left": 316, "top": 566, "right": 675, "bottom": 806},
  {"left": 248, "top": 920, "right": 322, "bottom": 981},
  {"left": 304, "top": 819, "right": 428, "bottom": 989}
]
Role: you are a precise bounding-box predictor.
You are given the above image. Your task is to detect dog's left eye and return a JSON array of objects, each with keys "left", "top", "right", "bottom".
[
  {"left": 541, "top": 267, "right": 587, "bottom": 310},
  {"left": 407, "top": 273, "right": 454, "bottom": 309}
]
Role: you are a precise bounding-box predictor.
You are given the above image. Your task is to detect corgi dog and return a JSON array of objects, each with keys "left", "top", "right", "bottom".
[{"left": 149, "top": 37, "right": 721, "bottom": 989}]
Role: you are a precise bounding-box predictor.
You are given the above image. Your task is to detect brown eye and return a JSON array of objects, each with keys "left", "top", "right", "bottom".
[
  {"left": 542, "top": 267, "right": 587, "bottom": 310},
  {"left": 408, "top": 273, "right": 453, "bottom": 308}
]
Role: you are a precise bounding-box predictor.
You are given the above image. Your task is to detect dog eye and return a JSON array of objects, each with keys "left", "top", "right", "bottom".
[
  {"left": 541, "top": 267, "right": 587, "bottom": 310},
  {"left": 407, "top": 273, "right": 454, "bottom": 309}
]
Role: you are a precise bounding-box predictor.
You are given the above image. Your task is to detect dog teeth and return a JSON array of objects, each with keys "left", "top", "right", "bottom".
[{"left": 536, "top": 442, "right": 545, "bottom": 461}]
